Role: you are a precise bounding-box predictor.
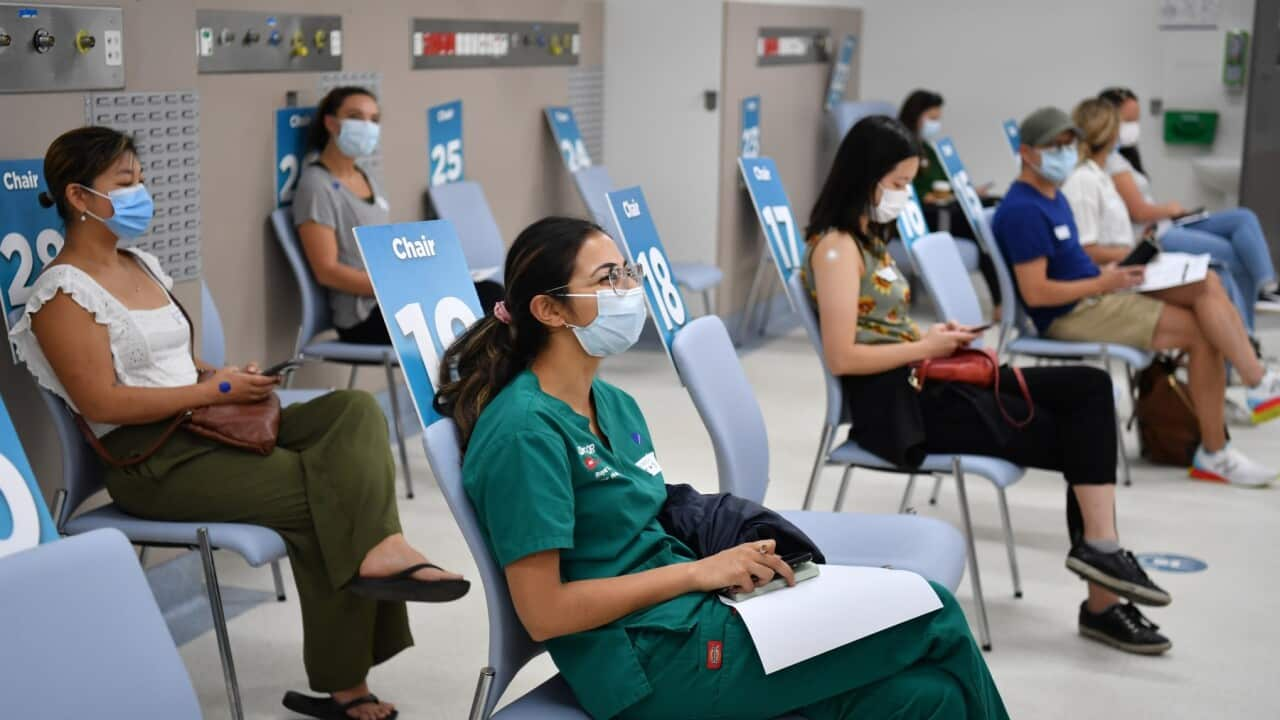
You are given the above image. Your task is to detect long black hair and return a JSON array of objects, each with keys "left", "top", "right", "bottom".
[
  {"left": 434, "top": 216, "right": 604, "bottom": 446},
  {"left": 37, "top": 126, "right": 137, "bottom": 222},
  {"left": 898, "top": 89, "right": 943, "bottom": 137},
  {"left": 807, "top": 115, "right": 920, "bottom": 248},
  {"left": 1098, "top": 86, "right": 1144, "bottom": 175},
  {"left": 308, "top": 85, "right": 377, "bottom": 152}
]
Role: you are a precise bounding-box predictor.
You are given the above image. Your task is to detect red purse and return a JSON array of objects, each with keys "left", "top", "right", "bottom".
[{"left": 908, "top": 348, "right": 1035, "bottom": 428}]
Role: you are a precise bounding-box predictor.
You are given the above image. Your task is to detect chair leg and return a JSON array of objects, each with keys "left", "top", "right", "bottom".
[
  {"left": 701, "top": 288, "right": 715, "bottom": 317},
  {"left": 952, "top": 458, "right": 992, "bottom": 651},
  {"left": 833, "top": 465, "right": 855, "bottom": 512},
  {"left": 1102, "top": 353, "right": 1134, "bottom": 487},
  {"left": 383, "top": 360, "right": 416, "bottom": 499},
  {"left": 928, "top": 475, "right": 943, "bottom": 506},
  {"left": 198, "top": 528, "right": 245, "bottom": 720},
  {"left": 346, "top": 365, "right": 359, "bottom": 390},
  {"left": 756, "top": 273, "right": 776, "bottom": 337},
  {"left": 898, "top": 474, "right": 918, "bottom": 513},
  {"left": 803, "top": 424, "right": 837, "bottom": 511},
  {"left": 996, "top": 488, "right": 1022, "bottom": 599},
  {"left": 271, "top": 560, "right": 287, "bottom": 602},
  {"left": 737, "top": 251, "right": 772, "bottom": 344},
  {"left": 468, "top": 667, "right": 496, "bottom": 720}
]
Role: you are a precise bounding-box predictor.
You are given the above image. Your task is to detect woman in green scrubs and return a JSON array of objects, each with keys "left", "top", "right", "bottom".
[{"left": 436, "top": 217, "right": 1009, "bottom": 720}]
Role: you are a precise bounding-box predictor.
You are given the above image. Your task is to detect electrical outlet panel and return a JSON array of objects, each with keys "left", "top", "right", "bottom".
[
  {"left": 757, "top": 27, "right": 831, "bottom": 66},
  {"left": 196, "top": 10, "right": 341, "bottom": 74},
  {"left": 0, "top": 3, "right": 124, "bottom": 93},
  {"left": 84, "top": 90, "right": 203, "bottom": 281},
  {"left": 410, "top": 19, "right": 580, "bottom": 70}
]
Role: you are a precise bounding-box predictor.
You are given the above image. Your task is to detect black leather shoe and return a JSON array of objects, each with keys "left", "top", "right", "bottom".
[
  {"left": 1079, "top": 602, "right": 1171, "bottom": 655},
  {"left": 1066, "top": 545, "right": 1171, "bottom": 606}
]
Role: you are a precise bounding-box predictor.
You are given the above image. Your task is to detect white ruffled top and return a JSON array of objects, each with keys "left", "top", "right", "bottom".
[{"left": 9, "top": 248, "right": 198, "bottom": 437}]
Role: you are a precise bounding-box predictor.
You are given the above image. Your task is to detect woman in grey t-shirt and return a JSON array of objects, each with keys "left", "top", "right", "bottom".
[{"left": 293, "top": 87, "right": 503, "bottom": 344}]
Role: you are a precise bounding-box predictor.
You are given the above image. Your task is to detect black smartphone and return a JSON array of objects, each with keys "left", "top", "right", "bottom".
[
  {"left": 781, "top": 551, "right": 813, "bottom": 568},
  {"left": 1119, "top": 238, "right": 1159, "bottom": 267},
  {"left": 261, "top": 359, "right": 303, "bottom": 377},
  {"left": 962, "top": 322, "right": 994, "bottom": 333}
]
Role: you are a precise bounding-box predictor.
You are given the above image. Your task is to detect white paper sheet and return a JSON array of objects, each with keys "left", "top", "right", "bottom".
[
  {"left": 470, "top": 266, "right": 501, "bottom": 283},
  {"left": 718, "top": 565, "right": 942, "bottom": 675},
  {"left": 1135, "top": 252, "right": 1209, "bottom": 293}
]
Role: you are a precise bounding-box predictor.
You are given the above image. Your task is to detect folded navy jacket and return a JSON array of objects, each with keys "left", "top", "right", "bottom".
[{"left": 657, "top": 483, "right": 826, "bottom": 564}]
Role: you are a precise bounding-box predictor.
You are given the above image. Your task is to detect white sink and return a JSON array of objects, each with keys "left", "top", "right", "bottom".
[{"left": 1191, "top": 156, "right": 1241, "bottom": 206}]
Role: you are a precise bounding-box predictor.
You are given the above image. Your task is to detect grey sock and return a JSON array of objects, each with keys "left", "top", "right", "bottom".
[{"left": 1085, "top": 538, "right": 1121, "bottom": 554}]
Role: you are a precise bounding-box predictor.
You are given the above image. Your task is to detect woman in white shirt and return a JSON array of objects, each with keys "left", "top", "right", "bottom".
[
  {"left": 12, "top": 126, "right": 468, "bottom": 720},
  {"left": 1098, "top": 86, "right": 1280, "bottom": 334}
]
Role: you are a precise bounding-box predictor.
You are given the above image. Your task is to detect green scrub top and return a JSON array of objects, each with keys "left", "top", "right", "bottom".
[
  {"left": 464, "top": 370, "right": 709, "bottom": 719},
  {"left": 913, "top": 142, "right": 948, "bottom": 200}
]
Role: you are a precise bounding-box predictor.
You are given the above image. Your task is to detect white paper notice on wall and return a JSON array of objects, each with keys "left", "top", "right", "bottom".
[
  {"left": 719, "top": 565, "right": 942, "bottom": 674},
  {"left": 1159, "top": 0, "right": 1221, "bottom": 29}
]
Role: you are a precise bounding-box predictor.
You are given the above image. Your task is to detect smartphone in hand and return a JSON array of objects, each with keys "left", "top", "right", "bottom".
[
  {"left": 261, "top": 359, "right": 303, "bottom": 377},
  {"left": 1119, "top": 239, "right": 1159, "bottom": 267}
]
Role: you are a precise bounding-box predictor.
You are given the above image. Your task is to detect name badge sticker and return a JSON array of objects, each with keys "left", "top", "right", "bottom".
[
  {"left": 875, "top": 266, "right": 898, "bottom": 283},
  {"left": 1054, "top": 224, "right": 1072, "bottom": 241},
  {"left": 376, "top": 196, "right": 389, "bottom": 211},
  {"left": 634, "top": 451, "right": 662, "bottom": 476}
]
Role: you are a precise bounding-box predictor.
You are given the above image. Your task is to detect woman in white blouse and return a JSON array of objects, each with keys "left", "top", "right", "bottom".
[{"left": 11, "top": 126, "right": 468, "bottom": 720}]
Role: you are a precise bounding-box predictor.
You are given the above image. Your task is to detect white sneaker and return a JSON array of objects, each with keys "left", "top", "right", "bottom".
[
  {"left": 1245, "top": 369, "right": 1280, "bottom": 424},
  {"left": 1190, "top": 445, "right": 1277, "bottom": 487},
  {"left": 1225, "top": 398, "right": 1254, "bottom": 427}
]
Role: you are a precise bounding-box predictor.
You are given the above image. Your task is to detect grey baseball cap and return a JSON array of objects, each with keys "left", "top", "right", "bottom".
[{"left": 1019, "top": 107, "right": 1081, "bottom": 147}]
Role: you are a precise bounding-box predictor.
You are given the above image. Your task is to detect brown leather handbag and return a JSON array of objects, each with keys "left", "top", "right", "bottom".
[
  {"left": 75, "top": 283, "right": 281, "bottom": 468},
  {"left": 908, "top": 348, "right": 1035, "bottom": 428}
]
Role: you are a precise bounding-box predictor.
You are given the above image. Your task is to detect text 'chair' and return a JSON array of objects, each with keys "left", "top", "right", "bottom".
[
  {"left": 270, "top": 207, "right": 418, "bottom": 498},
  {"left": 0, "top": 529, "right": 203, "bottom": 718}
]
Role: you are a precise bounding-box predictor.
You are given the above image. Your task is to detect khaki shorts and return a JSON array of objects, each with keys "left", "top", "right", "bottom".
[{"left": 1045, "top": 293, "right": 1164, "bottom": 350}]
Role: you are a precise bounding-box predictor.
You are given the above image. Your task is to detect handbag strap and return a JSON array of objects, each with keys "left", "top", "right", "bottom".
[
  {"left": 74, "top": 411, "right": 191, "bottom": 468},
  {"left": 993, "top": 364, "right": 1035, "bottom": 429}
]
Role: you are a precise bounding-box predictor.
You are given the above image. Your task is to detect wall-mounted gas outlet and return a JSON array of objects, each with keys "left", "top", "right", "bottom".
[
  {"left": 0, "top": 3, "right": 124, "bottom": 93},
  {"left": 196, "top": 10, "right": 341, "bottom": 74}
]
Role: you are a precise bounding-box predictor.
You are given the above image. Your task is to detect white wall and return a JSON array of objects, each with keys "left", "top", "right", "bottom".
[
  {"left": 851, "top": 0, "right": 1255, "bottom": 210},
  {"left": 604, "top": 0, "right": 724, "bottom": 266}
]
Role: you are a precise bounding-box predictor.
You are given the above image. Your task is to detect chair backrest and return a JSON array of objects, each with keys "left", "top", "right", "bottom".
[
  {"left": 427, "top": 181, "right": 507, "bottom": 275},
  {"left": 0, "top": 528, "right": 202, "bottom": 717},
  {"left": 908, "top": 231, "right": 986, "bottom": 347},
  {"left": 200, "top": 280, "right": 226, "bottom": 368},
  {"left": 670, "top": 316, "right": 771, "bottom": 504},
  {"left": 421, "top": 419, "right": 541, "bottom": 719},
  {"left": 39, "top": 388, "right": 104, "bottom": 528},
  {"left": 784, "top": 273, "right": 846, "bottom": 429},
  {"left": 270, "top": 207, "right": 335, "bottom": 354},
  {"left": 827, "top": 100, "right": 897, "bottom": 144},
  {"left": 975, "top": 205, "right": 1036, "bottom": 349},
  {"left": 571, "top": 165, "right": 622, "bottom": 239}
]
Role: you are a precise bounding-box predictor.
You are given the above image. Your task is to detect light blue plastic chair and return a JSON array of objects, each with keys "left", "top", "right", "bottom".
[
  {"left": 40, "top": 385, "right": 284, "bottom": 720},
  {"left": 786, "top": 272, "right": 1024, "bottom": 651},
  {"left": 427, "top": 181, "right": 507, "bottom": 283},
  {"left": 270, "top": 207, "right": 417, "bottom": 498},
  {"left": 976, "top": 205, "right": 1151, "bottom": 486},
  {"left": 572, "top": 165, "right": 723, "bottom": 316},
  {"left": 0, "top": 528, "right": 203, "bottom": 718},
  {"left": 670, "top": 314, "right": 967, "bottom": 591}
]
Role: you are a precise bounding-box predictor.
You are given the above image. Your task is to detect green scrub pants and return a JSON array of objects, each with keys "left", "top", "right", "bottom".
[
  {"left": 101, "top": 389, "right": 412, "bottom": 692},
  {"left": 620, "top": 582, "right": 1008, "bottom": 720}
]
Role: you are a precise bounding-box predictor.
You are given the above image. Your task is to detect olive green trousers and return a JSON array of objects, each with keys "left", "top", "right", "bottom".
[{"left": 102, "top": 389, "right": 412, "bottom": 692}]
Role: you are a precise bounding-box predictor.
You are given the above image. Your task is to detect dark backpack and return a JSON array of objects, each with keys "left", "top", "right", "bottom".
[{"left": 1129, "top": 355, "right": 1201, "bottom": 466}]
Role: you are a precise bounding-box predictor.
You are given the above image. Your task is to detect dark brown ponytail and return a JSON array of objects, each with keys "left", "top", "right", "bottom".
[
  {"left": 40, "top": 126, "right": 137, "bottom": 221},
  {"left": 434, "top": 216, "right": 603, "bottom": 447}
]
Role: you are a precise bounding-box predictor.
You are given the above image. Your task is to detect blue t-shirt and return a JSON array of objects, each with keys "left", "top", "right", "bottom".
[{"left": 992, "top": 181, "right": 1099, "bottom": 334}]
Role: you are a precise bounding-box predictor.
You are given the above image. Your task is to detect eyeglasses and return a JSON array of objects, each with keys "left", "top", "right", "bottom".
[{"left": 545, "top": 262, "right": 646, "bottom": 297}]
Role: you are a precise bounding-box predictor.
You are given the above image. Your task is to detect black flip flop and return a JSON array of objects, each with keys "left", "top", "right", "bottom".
[
  {"left": 348, "top": 562, "right": 471, "bottom": 603},
  {"left": 282, "top": 691, "right": 399, "bottom": 719}
]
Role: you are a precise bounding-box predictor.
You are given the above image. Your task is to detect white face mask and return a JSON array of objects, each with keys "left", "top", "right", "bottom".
[
  {"left": 870, "top": 184, "right": 911, "bottom": 223},
  {"left": 562, "top": 287, "right": 648, "bottom": 357},
  {"left": 921, "top": 118, "right": 943, "bottom": 140},
  {"left": 1118, "top": 121, "right": 1140, "bottom": 148}
]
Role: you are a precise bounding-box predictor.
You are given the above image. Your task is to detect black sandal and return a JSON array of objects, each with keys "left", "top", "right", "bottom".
[
  {"left": 282, "top": 691, "right": 399, "bottom": 719},
  {"left": 348, "top": 563, "right": 470, "bottom": 603}
]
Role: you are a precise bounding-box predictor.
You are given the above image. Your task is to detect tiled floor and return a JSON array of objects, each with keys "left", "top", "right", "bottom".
[{"left": 178, "top": 316, "right": 1280, "bottom": 719}]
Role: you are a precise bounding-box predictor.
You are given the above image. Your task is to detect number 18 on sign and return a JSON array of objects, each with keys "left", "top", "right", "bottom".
[
  {"left": 606, "top": 186, "right": 687, "bottom": 359},
  {"left": 354, "top": 220, "right": 483, "bottom": 427}
]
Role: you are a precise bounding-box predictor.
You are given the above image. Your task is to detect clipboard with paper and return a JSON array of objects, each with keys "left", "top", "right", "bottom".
[
  {"left": 1134, "top": 252, "right": 1210, "bottom": 293},
  {"left": 718, "top": 565, "right": 942, "bottom": 674}
]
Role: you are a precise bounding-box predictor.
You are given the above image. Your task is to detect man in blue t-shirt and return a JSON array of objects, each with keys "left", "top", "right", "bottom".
[{"left": 993, "top": 105, "right": 1280, "bottom": 490}]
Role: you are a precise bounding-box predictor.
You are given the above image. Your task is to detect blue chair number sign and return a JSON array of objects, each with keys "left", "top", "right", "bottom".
[
  {"left": 932, "top": 138, "right": 987, "bottom": 244},
  {"left": 544, "top": 106, "right": 592, "bottom": 172},
  {"left": 275, "top": 107, "right": 317, "bottom": 208},
  {"left": 0, "top": 394, "right": 57, "bottom": 558},
  {"left": 606, "top": 186, "right": 687, "bottom": 361},
  {"left": 1001, "top": 119, "right": 1021, "bottom": 161},
  {"left": 427, "top": 100, "right": 464, "bottom": 187},
  {"left": 737, "top": 157, "right": 801, "bottom": 284},
  {"left": 354, "top": 220, "right": 483, "bottom": 428},
  {"left": 740, "top": 96, "right": 761, "bottom": 159},
  {"left": 895, "top": 184, "right": 930, "bottom": 252},
  {"left": 0, "top": 158, "right": 65, "bottom": 353}
]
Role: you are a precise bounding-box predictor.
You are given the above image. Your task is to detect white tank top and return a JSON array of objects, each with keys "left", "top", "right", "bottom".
[{"left": 9, "top": 248, "right": 198, "bottom": 437}]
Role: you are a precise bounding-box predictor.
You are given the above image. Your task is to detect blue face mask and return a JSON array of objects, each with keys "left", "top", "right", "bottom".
[
  {"left": 921, "top": 118, "right": 943, "bottom": 140},
  {"left": 1033, "top": 145, "right": 1079, "bottom": 185},
  {"left": 336, "top": 118, "right": 380, "bottom": 158},
  {"left": 81, "top": 183, "right": 154, "bottom": 238},
  {"left": 563, "top": 287, "right": 648, "bottom": 357}
]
